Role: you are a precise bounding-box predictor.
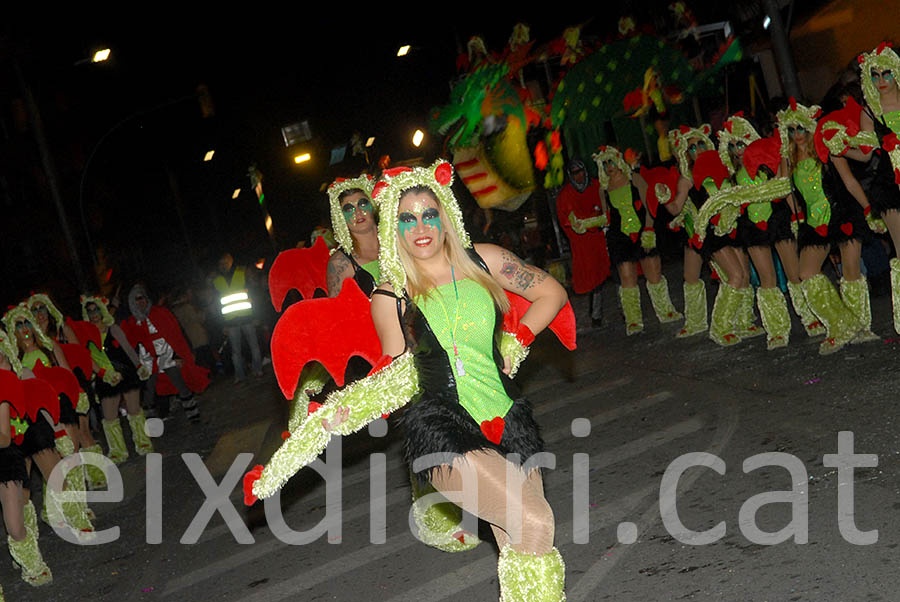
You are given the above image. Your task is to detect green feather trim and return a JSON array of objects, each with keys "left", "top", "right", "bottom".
[
  {"left": 26, "top": 294, "right": 64, "bottom": 333},
  {"left": 859, "top": 45, "right": 900, "bottom": 119},
  {"left": 499, "top": 331, "right": 530, "bottom": 379},
  {"left": 410, "top": 477, "right": 481, "bottom": 552},
  {"left": 287, "top": 363, "right": 330, "bottom": 432},
  {"left": 252, "top": 352, "right": 419, "bottom": 500},
  {"left": 695, "top": 177, "right": 792, "bottom": 242}
]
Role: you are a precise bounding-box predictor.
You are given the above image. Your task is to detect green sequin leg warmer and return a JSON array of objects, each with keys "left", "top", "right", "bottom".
[
  {"left": 410, "top": 476, "right": 481, "bottom": 553},
  {"left": 618, "top": 286, "right": 643, "bottom": 336},
  {"left": 801, "top": 274, "right": 861, "bottom": 355},
  {"left": 840, "top": 277, "right": 880, "bottom": 343},
  {"left": 708, "top": 283, "right": 742, "bottom": 346},
  {"left": 498, "top": 545, "right": 566, "bottom": 601},
  {"left": 756, "top": 287, "right": 791, "bottom": 350},
  {"left": 645, "top": 276, "right": 682, "bottom": 323},
  {"left": 102, "top": 418, "right": 129, "bottom": 464},
  {"left": 787, "top": 280, "right": 825, "bottom": 337},
  {"left": 80, "top": 443, "right": 109, "bottom": 490},
  {"left": 8, "top": 531, "right": 52, "bottom": 586},
  {"left": 736, "top": 287, "right": 765, "bottom": 338},
  {"left": 676, "top": 280, "right": 707, "bottom": 338},
  {"left": 127, "top": 411, "right": 154, "bottom": 455}
]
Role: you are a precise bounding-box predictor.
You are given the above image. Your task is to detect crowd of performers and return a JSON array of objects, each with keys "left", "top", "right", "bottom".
[
  {"left": 0, "top": 286, "right": 208, "bottom": 593},
  {"left": 562, "top": 43, "right": 900, "bottom": 358}
]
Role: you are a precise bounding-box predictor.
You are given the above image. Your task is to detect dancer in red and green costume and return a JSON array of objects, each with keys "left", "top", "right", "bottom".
[
  {"left": 592, "top": 145, "right": 681, "bottom": 335},
  {"left": 779, "top": 99, "right": 873, "bottom": 353},
  {"left": 854, "top": 43, "right": 900, "bottom": 333}
]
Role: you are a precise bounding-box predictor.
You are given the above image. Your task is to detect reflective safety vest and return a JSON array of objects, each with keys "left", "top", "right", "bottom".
[{"left": 213, "top": 267, "right": 253, "bottom": 320}]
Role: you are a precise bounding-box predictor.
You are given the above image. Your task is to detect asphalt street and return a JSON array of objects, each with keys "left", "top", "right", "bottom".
[{"left": 7, "top": 273, "right": 900, "bottom": 602}]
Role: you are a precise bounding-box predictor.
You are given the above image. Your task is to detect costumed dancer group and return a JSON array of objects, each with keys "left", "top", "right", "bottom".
[
  {"left": 245, "top": 162, "right": 576, "bottom": 600},
  {"left": 559, "top": 42, "right": 900, "bottom": 357},
  {"left": 0, "top": 286, "right": 209, "bottom": 592}
]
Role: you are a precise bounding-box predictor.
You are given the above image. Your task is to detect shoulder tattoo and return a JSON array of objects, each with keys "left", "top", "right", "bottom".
[
  {"left": 326, "top": 253, "right": 353, "bottom": 295},
  {"left": 499, "top": 250, "right": 547, "bottom": 291}
]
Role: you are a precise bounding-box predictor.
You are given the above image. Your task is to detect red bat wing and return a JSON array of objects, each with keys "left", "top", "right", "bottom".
[
  {"left": 22, "top": 377, "right": 60, "bottom": 423},
  {"left": 744, "top": 133, "right": 782, "bottom": 180},
  {"left": 66, "top": 318, "right": 102, "bottom": 350},
  {"left": 271, "top": 278, "right": 383, "bottom": 400},
  {"left": 692, "top": 150, "right": 730, "bottom": 190},
  {"left": 503, "top": 291, "right": 577, "bottom": 350},
  {"left": 59, "top": 343, "right": 93, "bottom": 379},
  {"left": 31, "top": 362, "right": 81, "bottom": 409},
  {"left": 814, "top": 97, "right": 864, "bottom": 162},
  {"left": 269, "top": 237, "right": 331, "bottom": 312},
  {"left": 0, "top": 369, "right": 25, "bottom": 417}
]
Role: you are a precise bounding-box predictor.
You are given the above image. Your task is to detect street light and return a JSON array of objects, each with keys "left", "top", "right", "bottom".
[
  {"left": 92, "top": 49, "right": 111, "bottom": 63},
  {"left": 232, "top": 188, "right": 241, "bottom": 199},
  {"left": 397, "top": 45, "right": 410, "bottom": 57},
  {"left": 204, "top": 150, "right": 215, "bottom": 162},
  {"left": 412, "top": 130, "right": 424, "bottom": 147},
  {"left": 366, "top": 137, "right": 375, "bottom": 148},
  {"left": 294, "top": 153, "right": 311, "bottom": 164}
]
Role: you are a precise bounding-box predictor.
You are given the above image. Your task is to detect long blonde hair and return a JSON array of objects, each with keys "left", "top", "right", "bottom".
[{"left": 396, "top": 187, "right": 509, "bottom": 313}]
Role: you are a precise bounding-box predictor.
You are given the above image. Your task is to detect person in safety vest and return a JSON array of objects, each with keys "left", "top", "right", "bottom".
[{"left": 214, "top": 253, "right": 263, "bottom": 383}]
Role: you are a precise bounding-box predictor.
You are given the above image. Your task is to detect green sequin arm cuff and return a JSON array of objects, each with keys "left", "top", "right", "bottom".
[
  {"left": 580, "top": 214, "right": 608, "bottom": 229},
  {"left": 287, "top": 362, "right": 331, "bottom": 432},
  {"left": 696, "top": 177, "right": 792, "bottom": 242},
  {"left": 251, "top": 353, "right": 419, "bottom": 501},
  {"left": 76, "top": 391, "right": 90, "bottom": 414},
  {"left": 500, "top": 331, "right": 530, "bottom": 379}
]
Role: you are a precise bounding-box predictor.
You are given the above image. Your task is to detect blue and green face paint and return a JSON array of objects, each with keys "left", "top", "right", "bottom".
[
  {"left": 398, "top": 207, "right": 441, "bottom": 236},
  {"left": 342, "top": 197, "right": 373, "bottom": 223}
]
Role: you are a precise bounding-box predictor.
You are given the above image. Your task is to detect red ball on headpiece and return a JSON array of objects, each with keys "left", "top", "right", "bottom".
[
  {"left": 372, "top": 181, "right": 388, "bottom": 200},
  {"left": 434, "top": 162, "right": 453, "bottom": 186}
]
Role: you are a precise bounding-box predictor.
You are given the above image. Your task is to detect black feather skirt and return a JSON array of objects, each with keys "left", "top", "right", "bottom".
[{"left": 0, "top": 445, "right": 28, "bottom": 484}]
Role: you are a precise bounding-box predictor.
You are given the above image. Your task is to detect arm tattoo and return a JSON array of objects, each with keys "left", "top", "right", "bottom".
[
  {"left": 326, "top": 253, "right": 353, "bottom": 297},
  {"left": 499, "top": 250, "right": 548, "bottom": 291}
]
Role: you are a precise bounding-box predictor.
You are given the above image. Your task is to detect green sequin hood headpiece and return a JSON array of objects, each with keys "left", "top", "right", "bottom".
[
  {"left": 327, "top": 174, "right": 376, "bottom": 256},
  {"left": 80, "top": 294, "right": 115, "bottom": 326},
  {"left": 25, "top": 293, "right": 64, "bottom": 333},
  {"left": 591, "top": 146, "right": 632, "bottom": 190},
  {"left": 0, "top": 327, "right": 22, "bottom": 374},
  {"left": 776, "top": 98, "right": 821, "bottom": 159},
  {"left": 668, "top": 124, "right": 713, "bottom": 179},
  {"left": 3, "top": 303, "right": 54, "bottom": 351},
  {"left": 716, "top": 114, "right": 760, "bottom": 175},
  {"left": 372, "top": 160, "right": 470, "bottom": 297},
  {"left": 858, "top": 43, "right": 900, "bottom": 118}
]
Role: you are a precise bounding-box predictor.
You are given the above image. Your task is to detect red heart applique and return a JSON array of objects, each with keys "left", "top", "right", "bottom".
[
  {"left": 689, "top": 234, "right": 702, "bottom": 248},
  {"left": 630, "top": 232, "right": 639, "bottom": 243},
  {"left": 710, "top": 214, "right": 721, "bottom": 226},
  {"left": 307, "top": 401, "right": 323, "bottom": 416},
  {"left": 634, "top": 200, "right": 642, "bottom": 210},
  {"left": 815, "top": 225, "right": 829, "bottom": 237},
  {"left": 480, "top": 416, "right": 506, "bottom": 444},
  {"left": 728, "top": 230, "right": 738, "bottom": 239},
  {"left": 840, "top": 223, "right": 853, "bottom": 236},
  {"left": 755, "top": 221, "right": 768, "bottom": 231}
]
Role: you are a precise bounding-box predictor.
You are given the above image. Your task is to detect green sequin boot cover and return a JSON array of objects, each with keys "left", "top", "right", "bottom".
[
  {"left": 736, "top": 287, "right": 765, "bottom": 338},
  {"left": 787, "top": 280, "right": 825, "bottom": 337},
  {"left": 102, "top": 418, "right": 129, "bottom": 464},
  {"left": 840, "top": 277, "right": 880, "bottom": 343},
  {"left": 618, "top": 286, "right": 644, "bottom": 336},
  {"left": 54, "top": 434, "right": 94, "bottom": 522},
  {"left": 410, "top": 474, "right": 481, "bottom": 553},
  {"left": 646, "top": 276, "right": 682, "bottom": 323},
  {"left": 127, "top": 411, "right": 154, "bottom": 456},
  {"left": 891, "top": 258, "right": 900, "bottom": 335},
  {"left": 676, "top": 280, "right": 707, "bottom": 338},
  {"left": 23, "top": 500, "right": 38, "bottom": 541},
  {"left": 756, "top": 287, "right": 791, "bottom": 350},
  {"left": 801, "top": 274, "right": 860, "bottom": 355},
  {"left": 498, "top": 545, "right": 566, "bottom": 602},
  {"left": 80, "top": 443, "right": 109, "bottom": 490},
  {"left": 8, "top": 531, "right": 52, "bottom": 586},
  {"left": 708, "top": 283, "right": 742, "bottom": 346}
]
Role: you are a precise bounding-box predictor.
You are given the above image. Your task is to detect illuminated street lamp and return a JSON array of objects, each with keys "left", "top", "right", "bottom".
[
  {"left": 397, "top": 45, "right": 410, "bottom": 57},
  {"left": 204, "top": 150, "right": 215, "bottom": 162},
  {"left": 294, "top": 153, "right": 311, "bottom": 164},
  {"left": 232, "top": 188, "right": 241, "bottom": 199},
  {"left": 92, "top": 48, "right": 111, "bottom": 63},
  {"left": 366, "top": 137, "right": 375, "bottom": 148},
  {"left": 412, "top": 129, "right": 425, "bottom": 147}
]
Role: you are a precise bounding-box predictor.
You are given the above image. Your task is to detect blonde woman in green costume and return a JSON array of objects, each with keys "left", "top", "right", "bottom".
[
  {"left": 368, "top": 162, "right": 568, "bottom": 600},
  {"left": 592, "top": 145, "right": 682, "bottom": 335}
]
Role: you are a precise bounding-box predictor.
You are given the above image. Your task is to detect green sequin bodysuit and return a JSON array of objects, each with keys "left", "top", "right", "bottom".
[
  {"left": 22, "top": 348, "right": 51, "bottom": 370},
  {"left": 608, "top": 185, "right": 641, "bottom": 236},
  {"left": 793, "top": 158, "right": 830, "bottom": 228},
  {"left": 361, "top": 259, "right": 381, "bottom": 284},
  {"left": 736, "top": 166, "right": 773, "bottom": 223},
  {"left": 884, "top": 110, "right": 900, "bottom": 135},
  {"left": 416, "top": 279, "right": 513, "bottom": 425}
]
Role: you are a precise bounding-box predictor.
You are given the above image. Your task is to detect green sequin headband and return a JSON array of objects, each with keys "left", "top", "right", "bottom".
[
  {"left": 858, "top": 43, "right": 900, "bottom": 119},
  {"left": 327, "top": 174, "right": 376, "bottom": 256},
  {"left": 2, "top": 304, "right": 54, "bottom": 351},
  {"left": 591, "top": 146, "right": 632, "bottom": 190},
  {"left": 0, "top": 328, "right": 21, "bottom": 374},
  {"left": 26, "top": 293, "right": 64, "bottom": 332},
  {"left": 80, "top": 294, "right": 115, "bottom": 326},
  {"left": 372, "top": 160, "right": 470, "bottom": 296},
  {"left": 716, "top": 115, "right": 760, "bottom": 176},
  {"left": 776, "top": 98, "right": 821, "bottom": 159},
  {"left": 668, "top": 124, "right": 713, "bottom": 179}
]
